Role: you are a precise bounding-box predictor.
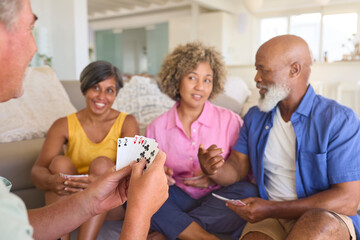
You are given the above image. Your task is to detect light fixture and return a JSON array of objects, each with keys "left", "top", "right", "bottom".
[
  {"left": 314, "top": 0, "right": 331, "bottom": 6},
  {"left": 242, "top": 0, "right": 263, "bottom": 13}
]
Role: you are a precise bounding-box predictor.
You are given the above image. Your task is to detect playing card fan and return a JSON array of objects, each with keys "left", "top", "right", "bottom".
[{"left": 116, "top": 135, "right": 159, "bottom": 170}]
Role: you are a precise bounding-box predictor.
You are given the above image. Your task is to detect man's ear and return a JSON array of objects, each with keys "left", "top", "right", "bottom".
[{"left": 290, "top": 62, "right": 301, "bottom": 77}]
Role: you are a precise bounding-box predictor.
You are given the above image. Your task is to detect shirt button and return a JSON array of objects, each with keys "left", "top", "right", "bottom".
[
  {"left": 190, "top": 157, "right": 193, "bottom": 161},
  {"left": 265, "top": 126, "right": 269, "bottom": 130},
  {"left": 193, "top": 129, "right": 196, "bottom": 133},
  {"left": 192, "top": 142, "right": 195, "bottom": 146}
]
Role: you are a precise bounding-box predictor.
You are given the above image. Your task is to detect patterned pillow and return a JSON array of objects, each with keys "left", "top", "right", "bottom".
[
  {"left": 0, "top": 66, "right": 76, "bottom": 143},
  {"left": 112, "top": 75, "right": 174, "bottom": 135}
]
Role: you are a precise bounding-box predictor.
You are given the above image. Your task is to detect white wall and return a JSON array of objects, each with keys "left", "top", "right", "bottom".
[
  {"left": 169, "top": 12, "right": 223, "bottom": 50},
  {"left": 228, "top": 62, "right": 360, "bottom": 115},
  {"left": 169, "top": 11, "right": 258, "bottom": 65},
  {"left": 30, "top": 0, "right": 89, "bottom": 80},
  {"left": 222, "top": 13, "right": 259, "bottom": 65}
]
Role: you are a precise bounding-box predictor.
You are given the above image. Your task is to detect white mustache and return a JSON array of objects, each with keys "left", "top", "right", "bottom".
[{"left": 256, "top": 82, "right": 268, "bottom": 89}]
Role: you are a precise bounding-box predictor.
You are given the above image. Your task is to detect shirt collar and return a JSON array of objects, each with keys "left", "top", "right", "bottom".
[
  {"left": 0, "top": 176, "right": 12, "bottom": 191},
  {"left": 293, "top": 84, "right": 315, "bottom": 118},
  {"left": 166, "top": 102, "right": 179, "bottom": 130},
  {"left": 166, "top": 101, "right": 213, "bottom": 130},
  {"left": 265, "top": 84, "right": 315, "bottom": 121},
  {"left": 197, "top": 101, "right": 212, "bottom": 127}
]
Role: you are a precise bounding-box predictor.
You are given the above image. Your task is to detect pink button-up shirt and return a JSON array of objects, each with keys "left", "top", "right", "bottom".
[{"left": 146, "top": 101, "right": 242, "bottom": 199}]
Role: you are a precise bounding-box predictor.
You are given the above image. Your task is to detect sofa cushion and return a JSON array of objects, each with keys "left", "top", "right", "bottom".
[
  {"left": 112, "top": 75, "right": 175, "bottom": 135},
  {"left": 211, "top": 76, "right": 251, "bottom": 115},
  {"left": 240, "top": 88, "right": 259, "bottom": 117},
  {"left": 0, "top": 138, "right": 45, "bottom": 190},
  {"left": 0, "top": 137, "right": 46, "bottom": 208},
  {"left": 0, "top": 66, "right": 77, "bottom": 143}
]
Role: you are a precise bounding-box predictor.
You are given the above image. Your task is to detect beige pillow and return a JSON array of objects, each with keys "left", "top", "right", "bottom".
[
  {"left": 240, "top": 88, "right": 259, "bottom": 117},
  {"left": 0, "top": 66, "right": 76, "bottom": 143},
  {"left": 212, "top": 76, "right": 252, "bottom": 115}
]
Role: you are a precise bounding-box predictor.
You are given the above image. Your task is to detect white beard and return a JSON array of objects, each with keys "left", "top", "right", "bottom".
[{"left": 258, "top": 82, "right": 290, "bottom": 112}]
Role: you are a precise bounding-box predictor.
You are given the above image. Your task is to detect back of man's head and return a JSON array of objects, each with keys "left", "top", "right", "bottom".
[{"left": 0, "top": 0, "right": 22, "bottom": 30}]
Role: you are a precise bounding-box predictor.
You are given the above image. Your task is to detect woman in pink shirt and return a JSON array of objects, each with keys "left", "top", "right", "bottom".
[{"left": 146, "top": 42, "right": 258, "bottom": 240}]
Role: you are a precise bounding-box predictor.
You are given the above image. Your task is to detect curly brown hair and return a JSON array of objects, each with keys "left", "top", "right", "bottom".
[{"left": 158, "top": 41, "right": 227, "bottom": 101}]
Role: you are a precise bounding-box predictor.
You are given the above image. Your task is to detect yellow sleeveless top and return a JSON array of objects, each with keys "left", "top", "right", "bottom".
[{"left": 65, "top": 112, "right": 128, "bottom": 174}]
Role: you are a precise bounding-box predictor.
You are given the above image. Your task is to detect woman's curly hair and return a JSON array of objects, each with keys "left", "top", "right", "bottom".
[{"left": 158, "top": 41, "right": 227, "bottom": 101}]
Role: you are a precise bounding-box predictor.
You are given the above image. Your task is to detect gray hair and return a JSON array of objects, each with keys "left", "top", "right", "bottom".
[
  {"left": 0, "top": 0, "right": 22, "bottom": 30},
  {"left": 80, "top": 61, "right": 123, "bottom": 95}
]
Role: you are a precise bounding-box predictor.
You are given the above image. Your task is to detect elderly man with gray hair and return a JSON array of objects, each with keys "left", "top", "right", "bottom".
[{"left": 0, "top": 0, "right": 168, "bottom": 239}]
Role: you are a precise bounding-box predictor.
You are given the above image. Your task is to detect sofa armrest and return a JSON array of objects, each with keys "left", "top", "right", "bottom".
[{"left": 0, "top": 138, "right": 45, "bottom": 208}]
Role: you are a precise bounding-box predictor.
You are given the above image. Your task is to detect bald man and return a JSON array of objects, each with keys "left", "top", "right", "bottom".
[{"left": 199, "top": 35, "right": 360, "bottom": 240}]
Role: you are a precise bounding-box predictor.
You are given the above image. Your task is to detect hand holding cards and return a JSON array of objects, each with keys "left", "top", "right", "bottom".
[
  {"left": 212, "top": 193, "right": 246, "bottom": 206},
  {"left": 116, "top": 135, "right": 159, "bottom": 171}
]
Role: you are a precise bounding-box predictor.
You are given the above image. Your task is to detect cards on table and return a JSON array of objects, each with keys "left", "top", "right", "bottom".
[
  {"left": 116, "top": 135, "right": 159, "bottom": 171},
  {"left": 212, "top": 193, "right": 246, "bottom": 206}
]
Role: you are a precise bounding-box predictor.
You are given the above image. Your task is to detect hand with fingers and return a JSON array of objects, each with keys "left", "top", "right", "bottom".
[
  {"left": 164, "top": 165, "right": 176, "bottom": 185},
  {"left": 63, "top": 175, "right": 96, "bottom": 193},
  {"left": 119, "top": 151, "right": 169, "bottom": 240},
  {"left": 50, "top": 173, "right": 70, "bottom": 196},
  {"left": 85, "top": 164, "right": 132, "bottom": 215},
  {"left": 79, "top": 152, "right": 169, "bottom": 216},
  {"left": 126, "top": 150, "right": 169, "bottom": 217},
  {"left": 226, "top": 197, "right": 271, "bottom": 223},
  {"left": 198, "top": 144, "right": 225, "bottom": 176},
  {"left": 182, "top": 173, "right": 214, "bottom": 189}
]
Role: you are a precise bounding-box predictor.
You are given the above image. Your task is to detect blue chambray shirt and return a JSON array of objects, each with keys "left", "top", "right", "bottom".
[{"left": 233, "top": 85, "right": 360, "bottom": 237}]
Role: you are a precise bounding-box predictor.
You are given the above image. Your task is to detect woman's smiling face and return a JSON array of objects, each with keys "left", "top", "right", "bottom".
[{"left": 85, "top": 76, "right": 117, "bottom": 115}]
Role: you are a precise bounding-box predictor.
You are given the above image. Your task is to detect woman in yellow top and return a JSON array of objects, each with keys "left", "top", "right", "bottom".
[{"left": 31, "top": 60, "right": 139, "bottom": 240}]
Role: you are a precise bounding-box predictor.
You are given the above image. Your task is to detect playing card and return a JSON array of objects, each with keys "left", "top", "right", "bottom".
[
  {"left": 126, "top": 136, "right": 141, "bottom": 163},
  {"left": 132, "top": 135, "right": 145, "bottom": 161},
  {"left": 136, "top": 138, "right": 149, "bottom": 162},
  {"left": 116, "top": 136, "right": 159, "bottom": 171},
  {"left": 142, "top": 138, "right": 159, "bottom": 170},
  {"left": 178, "top": 174, "right": 204, "bottom": 180},
  {"left": 116, "top": 137, "right": 132, "bottom": 170},
  {"left": 60, "top": 173, "right": 88, "bottom": 179},
  {"left": 212, "top": 193, "right": 246, "bottom": 206}
]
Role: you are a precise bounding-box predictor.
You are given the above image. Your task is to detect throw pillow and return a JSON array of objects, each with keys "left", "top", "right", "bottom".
[
  {"left": 112, "top": 75, "right": 174, "bottom": 135},
  {"left": 212, "top": 76, "right": 252, "bottom": 115},
  {"left": 0, "top": 66, "right": 76, "bottom": 143}
]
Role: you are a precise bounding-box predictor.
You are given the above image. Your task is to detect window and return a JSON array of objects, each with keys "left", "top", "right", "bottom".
[
  {"left": 260, "top": 12, "right": 358, "bottom": 62},
  {"left": 260, "top": 17, "right": 288, "bottom": 44},
  {"left": 322, "top": 13, "right": 357, "bottom": 62},
  {"left": 290, "top": 13, "right": 321, "bottom": 62}
]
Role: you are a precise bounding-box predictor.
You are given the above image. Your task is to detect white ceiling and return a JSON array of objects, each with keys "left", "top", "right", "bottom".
[
  {"left": 87, "top": 0, "right": 360, "bottom": 21},
  {"left": 87, "top": 0, "right": 189, "bottom": 20}
]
